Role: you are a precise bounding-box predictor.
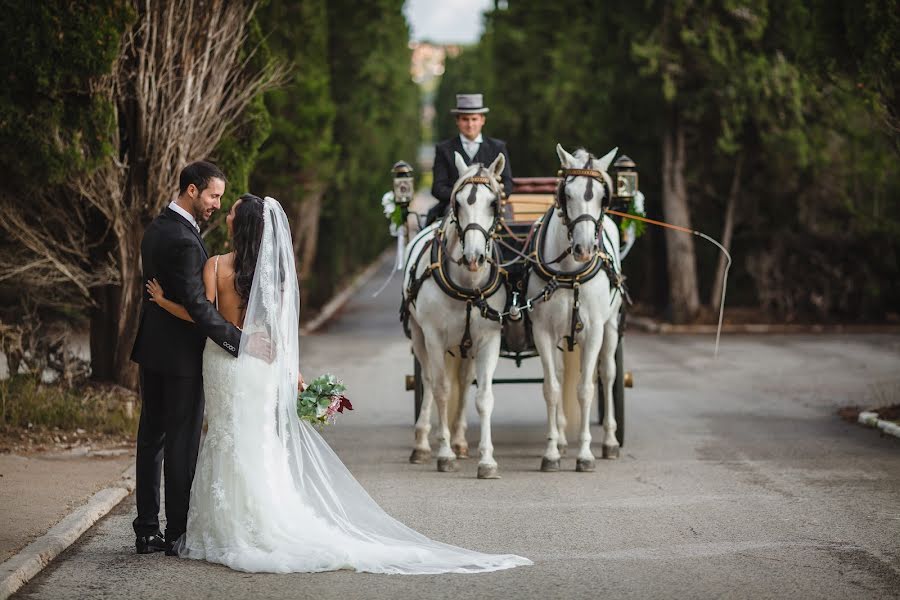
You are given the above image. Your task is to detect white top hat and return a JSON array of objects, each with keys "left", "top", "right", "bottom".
[{"left": 451, "top": 93, "right": 489, "bottom": 114}]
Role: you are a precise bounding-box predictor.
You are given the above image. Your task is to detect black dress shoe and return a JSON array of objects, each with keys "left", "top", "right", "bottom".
[{"left": 135, "top": 533, "right": 168, "bottom": 554}]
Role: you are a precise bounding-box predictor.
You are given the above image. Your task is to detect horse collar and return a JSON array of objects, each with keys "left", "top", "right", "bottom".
[
  {"left": 531, "top": 206, "right": 607, "bottom": 288},
  {"left": 431, "top": 227, "right": 505, "bottom": 304}
]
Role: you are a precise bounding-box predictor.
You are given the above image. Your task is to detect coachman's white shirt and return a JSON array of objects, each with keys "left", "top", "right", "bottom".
[
  {"left": 459, "top": 133, "right": 483, "bottom": 162},
  {"left": 168, "top": 200, "right": 200, "bottom": 233}
]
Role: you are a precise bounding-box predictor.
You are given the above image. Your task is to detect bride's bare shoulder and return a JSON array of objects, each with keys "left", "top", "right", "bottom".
[{"left": 203, "top": 253, "right": 236, "bottom": 273}]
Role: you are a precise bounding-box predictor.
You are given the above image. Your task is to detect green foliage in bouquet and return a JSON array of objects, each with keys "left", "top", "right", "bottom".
[{"left": 296, "top": 374, "right": 352, "bottom": 427}]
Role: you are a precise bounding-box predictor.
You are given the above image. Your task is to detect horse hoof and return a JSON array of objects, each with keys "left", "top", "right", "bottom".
[
  {"left": 557, "top": 443, "right": 568, "bottom": 456},
  {"left": 602, "top": 444, "right": 620, "bottom": 460},
  {"left": 576, "top": 458, "right": 596, "bottom": 472},
  {"left": 540, "top": 457, "right": 560, "bottom": 472},
  {"left": 409, "top": 448, "right": 431, "bottom": 464},
  {"left": 437, "top": 457, "right": 457, "bottom": 473},
  {"left": 477, "top": 464, "right": 501, "bottom": 479},
  {"left": 452, "top": 444, "right": 469, "bottom": 459}
]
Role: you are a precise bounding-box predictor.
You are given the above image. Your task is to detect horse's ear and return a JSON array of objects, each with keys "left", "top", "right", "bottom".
[
  {"left": 454, "top": 151, "right": 468, "bottom": 176},
  {"left": 597, "top": 147, "right": 618, "bottom": 172},
  {"left": 488, "top": 153, "right": 505, "bottom": 179},
  {"left": 556, "top": 143, "right": 576, "bottom": 168}
]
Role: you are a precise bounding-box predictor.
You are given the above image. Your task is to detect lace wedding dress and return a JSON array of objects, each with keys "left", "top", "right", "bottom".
[{"left": 175, "top": 197, "right": 531, "bottom": 574}]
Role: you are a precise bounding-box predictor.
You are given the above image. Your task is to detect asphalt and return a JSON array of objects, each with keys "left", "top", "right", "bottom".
[{"left": 13, "top": 252, "right": 900, "bottom": 600}]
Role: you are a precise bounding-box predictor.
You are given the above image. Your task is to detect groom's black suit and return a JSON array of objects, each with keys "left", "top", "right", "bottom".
[{"left": 130, "top": 207, "right": 241, "bottom": 542}]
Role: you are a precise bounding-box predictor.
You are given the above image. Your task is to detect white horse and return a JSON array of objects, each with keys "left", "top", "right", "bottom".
[
  {"left": 402, "top": 153, "right": 508, "bottom": 479},
  {"left": 527, "top": 144, "right": 624, "bottom": 472}
]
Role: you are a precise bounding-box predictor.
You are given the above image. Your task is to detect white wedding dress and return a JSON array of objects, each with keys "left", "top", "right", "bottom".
[{"left": 175, "top": 197, "right": 531, "bottom": 574}]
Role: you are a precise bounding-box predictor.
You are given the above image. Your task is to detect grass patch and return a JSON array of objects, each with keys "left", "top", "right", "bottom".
[{"left": 0, "top": 375, "right": 138, "bottom": 436}]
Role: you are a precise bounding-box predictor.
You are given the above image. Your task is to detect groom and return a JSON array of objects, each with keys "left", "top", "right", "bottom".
[{"left": 130, "top": 161, "right": 242, "bottom": 554}]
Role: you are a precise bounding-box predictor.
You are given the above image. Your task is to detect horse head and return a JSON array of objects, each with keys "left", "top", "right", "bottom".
[
  {"left": 450, "top": 151, "right": 505, "bottom": 272},
  {"left": 555, "top": 144, "right": 617, "bottom": 263}
]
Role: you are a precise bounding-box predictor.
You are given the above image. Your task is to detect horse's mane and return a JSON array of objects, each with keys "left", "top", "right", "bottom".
[{"left": 571, "top": 148, "right": 595, "bottom": 164}]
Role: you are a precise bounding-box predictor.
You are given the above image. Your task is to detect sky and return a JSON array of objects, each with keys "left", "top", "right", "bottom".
[{"left": 404, "top": 0, "right": 494, "bottom": 45}]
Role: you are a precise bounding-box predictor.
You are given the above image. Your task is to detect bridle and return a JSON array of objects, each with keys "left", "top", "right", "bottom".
[
  {"left": 555, "top": 156, "right": 612, "bottom": 243},
  {"left": 447, "top": 171, "right": 503, "bottom": 262}
]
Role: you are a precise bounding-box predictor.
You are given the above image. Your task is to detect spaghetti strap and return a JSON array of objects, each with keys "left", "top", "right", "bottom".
[{"left": 214, "top": 255, "right": 219, "bottom": 310}]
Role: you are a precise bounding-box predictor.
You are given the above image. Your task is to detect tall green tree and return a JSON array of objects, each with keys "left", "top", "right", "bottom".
[
  {"left": 436, "top": 0, "right": 899, "bottom": 321},
  {"left": 0, "top": 1, "right": 132, "bottom": 310},
  {"left": 0, "top": 1, "right": 281, "bottom": 388},
  {"left": 251, "top": 0, "right": 337, "bottom": 309},
  {"left": 312, "top": 0, "right": 419, "bottom": 305}
]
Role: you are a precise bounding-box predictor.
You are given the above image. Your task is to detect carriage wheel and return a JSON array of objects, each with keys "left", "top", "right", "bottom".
[
  {"left": 597, "top": 337, "right": 625, "bottom": 447},
  {"left": 413, "top": 356, "right": 424, "bottom": 423}
]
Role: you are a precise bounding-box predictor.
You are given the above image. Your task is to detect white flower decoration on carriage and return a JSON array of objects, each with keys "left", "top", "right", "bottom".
[
  {"left": 381, "top": 191, "right": 402, "bottom": 237},
  {"left": 381, "top": 191, "right": 396, "bottom": 217}
]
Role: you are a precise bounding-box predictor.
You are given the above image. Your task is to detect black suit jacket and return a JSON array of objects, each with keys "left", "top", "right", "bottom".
[
  {"left": 131, "top": 207, "right": 242, "bottom": 377},
  {"left": 430, "top": 136, "right": 514, "bottom": 219}
]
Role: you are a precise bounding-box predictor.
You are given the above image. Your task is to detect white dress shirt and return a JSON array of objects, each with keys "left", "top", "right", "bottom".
[
  {"left": 459, "top": 133, "right": 483, "bottom": 161},
  {"left": 168, "top": 200, "right": 200, "bottom": 232}
]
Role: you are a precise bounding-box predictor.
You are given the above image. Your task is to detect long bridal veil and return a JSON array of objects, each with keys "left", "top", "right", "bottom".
[{"left": 226, "top": 196, "right": 530, "bottom": 574}]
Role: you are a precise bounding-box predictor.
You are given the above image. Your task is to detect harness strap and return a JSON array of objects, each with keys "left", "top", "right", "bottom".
[
  {"left": 460, "top": 301, "right": 474, "bottom": 358},
  {"left": 561, "top": 282, "right": 584, "bottom": 352}
]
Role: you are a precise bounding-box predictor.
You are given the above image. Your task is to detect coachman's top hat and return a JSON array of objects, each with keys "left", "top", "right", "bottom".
[{"left": 450, "top": 93, "right": 490, "bottom": 114}]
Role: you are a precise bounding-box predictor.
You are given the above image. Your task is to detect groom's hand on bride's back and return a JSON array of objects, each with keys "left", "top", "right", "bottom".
[{"left": 245, "top": 332, "right": 276, "bottom": 363}]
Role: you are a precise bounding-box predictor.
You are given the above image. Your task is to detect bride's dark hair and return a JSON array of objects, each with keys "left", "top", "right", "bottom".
[{"left": 232, "top": 193, "right": 266, "bottom": 307}]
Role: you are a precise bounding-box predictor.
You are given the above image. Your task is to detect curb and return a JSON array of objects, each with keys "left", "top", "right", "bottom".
[
  {"left": 300, "top": 247, "right": 392, "bottom": 335},
  {"left": 0, "top": 464, "right": 136, "bottom": 600},
  {"left": 629, "top": 315, "right": 900, "bottom": 335},
  {"left": 858, "top": 411, "right": 900, "bottom": 439}
]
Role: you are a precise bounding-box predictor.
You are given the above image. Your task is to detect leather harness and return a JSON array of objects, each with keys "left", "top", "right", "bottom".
[
  {"left": 400, "top": 172, "right": 507, "bottom": 358},
  {"left": 401, "top": 161, "right": 629, "bottom": 357}
]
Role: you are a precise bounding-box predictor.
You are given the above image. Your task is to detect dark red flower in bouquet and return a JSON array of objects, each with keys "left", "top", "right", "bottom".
[{"left": 337, "top": 395, "right": 353, "bottom": 413}]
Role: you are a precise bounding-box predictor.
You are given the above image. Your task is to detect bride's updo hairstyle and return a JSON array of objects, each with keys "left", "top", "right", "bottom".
[{"left": 232, "top": 193, "right": 266, "bottom": 307}]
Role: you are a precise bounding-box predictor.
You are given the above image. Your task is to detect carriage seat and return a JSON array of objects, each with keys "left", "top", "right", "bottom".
[{"left": 504, "top": 177, "right": 557, "bottom": 225}]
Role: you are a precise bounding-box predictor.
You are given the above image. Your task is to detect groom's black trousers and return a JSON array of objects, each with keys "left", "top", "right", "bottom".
[{"left": 133, "top": 365, "right": 204, "bottom": 540}]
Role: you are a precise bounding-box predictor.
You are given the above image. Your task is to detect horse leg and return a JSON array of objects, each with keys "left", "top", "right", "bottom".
[
  {"left": 558, "top": 347, "right": 583, "bottom": 456},
  {"left": 425, "top": 337, "right": 456, "bottom": 472},
  {"left": 534, "top": 331, "right": 564, "bottom": 472},
  {"left": 575, "top": 332, "right": 603, "bottom": 472},
  {"left": 451, "top": 358, "right": 472, "bottom": 459},
  {"left": 474, "top": 335, "right": 502, "bottom": 479},
  {"left": 409, "top": 322, "right": 433, "bottom": 464},
  {"left": 556, "top": 400, "right": 568, "bottom": 455},
  {"left": 599, "top": 318, "right": 620, "bottom": 460}
]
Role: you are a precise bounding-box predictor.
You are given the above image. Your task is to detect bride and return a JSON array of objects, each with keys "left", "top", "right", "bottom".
[{"left": 145, "top": 194, "right": 531, "bottom": 574}]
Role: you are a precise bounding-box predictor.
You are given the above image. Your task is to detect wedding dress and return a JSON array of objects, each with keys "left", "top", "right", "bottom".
[{"left": 175, "top": 197, "right": 531, "bottom": 574}]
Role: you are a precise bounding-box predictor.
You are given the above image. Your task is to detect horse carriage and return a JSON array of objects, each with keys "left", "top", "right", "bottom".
[{"left": 385, "top": 145, "right": 641, "bottom": 478}]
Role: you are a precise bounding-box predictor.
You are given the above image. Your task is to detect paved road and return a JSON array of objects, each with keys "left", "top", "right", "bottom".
[{"left": 15, "top": 253, "right": 900, "bottom": 599}]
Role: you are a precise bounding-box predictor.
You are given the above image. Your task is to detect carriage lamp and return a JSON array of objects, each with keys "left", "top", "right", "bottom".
[
  {"left": 392, "top": 160, "right": 415, "bottom": 206},
  {"left": 611, "top": 155, "right": 638, "bottom": 201}
]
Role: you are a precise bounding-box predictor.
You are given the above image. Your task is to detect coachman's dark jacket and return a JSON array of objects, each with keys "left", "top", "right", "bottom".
[{"left": 429, "top": 136, "right": 513, "bottom": 223}]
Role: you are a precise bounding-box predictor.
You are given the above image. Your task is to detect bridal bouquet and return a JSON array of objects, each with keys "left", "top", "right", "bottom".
[{"left": 297, "top": 373, "right": 353, "bottom": 427}]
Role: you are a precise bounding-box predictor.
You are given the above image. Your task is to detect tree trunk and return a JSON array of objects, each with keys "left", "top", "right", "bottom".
[
  {"left": 709, "top": 153, "right": 742, "bottom": 308},
  {"left": 291, "top": 175, "right": 325, "bottom": 313},
  {"left": 89, "top": 220, "right": 142, "bottom": 390},
  {"left": 661, "top": 111, "right": 700, "bottom": 323}
]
